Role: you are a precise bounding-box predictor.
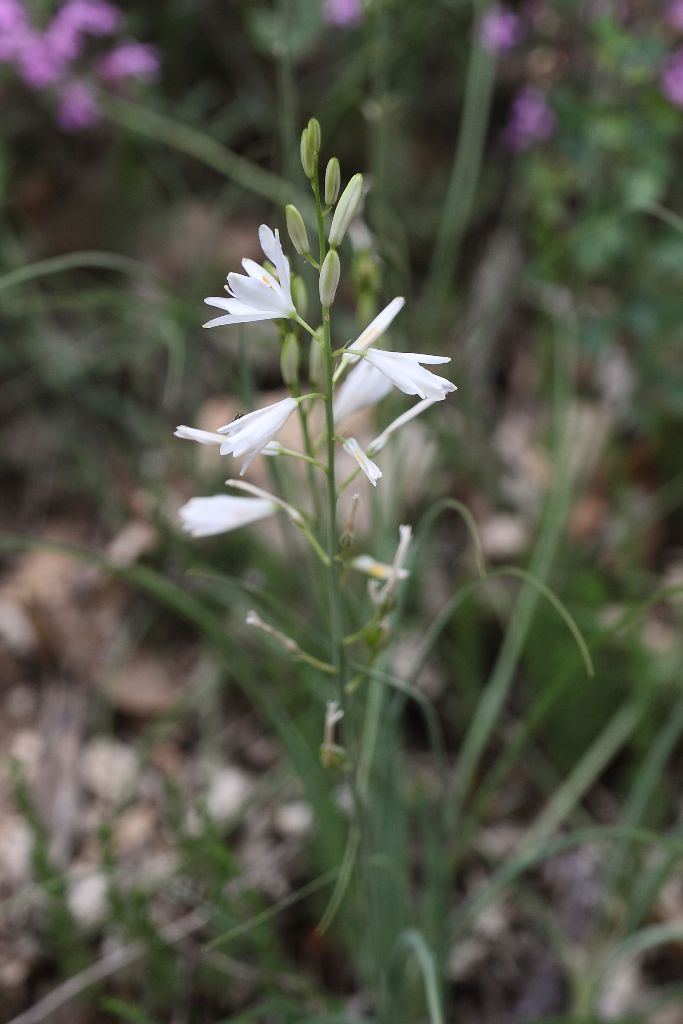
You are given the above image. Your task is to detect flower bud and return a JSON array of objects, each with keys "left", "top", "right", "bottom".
[
  {"left": 285, "top": 204, "right": 309, "bottom": 255},
  {"left": 319, "top": 249, "right": 341, "bottom": 307},
  {"left": 309, "top": 328, "right": 326, "bottom": 388},
  {"left": 300, "top": 126, "right": 315, "bottom": 179},
  {"left": 324, "top": 157, "right": 341, "bottom": 206},
  {"left": 291, "top": 275, "right": 308, "bottom": 317},
  {"left": 328, "top": 173, "right": 363, "bottom": 248},
  {"left": 280, "top": 332, "right": 300, "bottom": 387},
  {"left": 307, "top": 118, "right": 321, "bottom": 156}
]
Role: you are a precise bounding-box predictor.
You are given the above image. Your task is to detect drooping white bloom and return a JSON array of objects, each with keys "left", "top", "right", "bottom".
[
  {"left": 362, "top": 349, "right": 456, "bottom": 401},
  {"left": 369, "top": 524, "right": 413, "bottom": 605},
  {"left": 351, "top": 554, "right": 410, "bottom": 582},
  {"left": 342, "top": 437, "right": 382, "bottom": 487},
  {"left": 178, "top": 495, "right": 275, "bottom": 538},
  {"left": 367, "top": 398, "right": 437, "bottom": 455},
  {"left": 335, "top": 296, "right": 405, "bottom": 380},
  {"left": 333, "top": 357, "right": 393, "bottom": 424},
  {"left": 203, "top": 225, "right": 294, "bottom": 328},
  {"left": 217, "top": 396, "right": 298, "bottom": 474}
]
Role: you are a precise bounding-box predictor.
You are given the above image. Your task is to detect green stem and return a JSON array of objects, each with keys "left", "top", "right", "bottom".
[{"left": 323, "top": 305, "right": 346, "bottom": 706}]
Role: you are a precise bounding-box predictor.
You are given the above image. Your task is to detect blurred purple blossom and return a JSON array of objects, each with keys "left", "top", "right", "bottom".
[
  {"left": 0, "top": 0, "right": 157, "bottom": 130},
  {"left": 661, "top": 48, "right": 683, "bottom": 105},
  {"left": 480, "top": 5, "right": 522, "bottom": 53},
  {"left": 503, "top": 86, "right": 556, "bottom": 150},
  {"left": 0, "top": 0, "right": 29, "bottom": 61},
  {"left": 323, "top": 0, "right": 363, "bottom": 27},
  {"left": 665, "top": 0, "right": 683, "bottom": 31},
  {"left": 98, "top": 41, "right": 159, "bottom": 82},
  {"left": 58, "top": 79, "right": 100, "bottom": 130}
]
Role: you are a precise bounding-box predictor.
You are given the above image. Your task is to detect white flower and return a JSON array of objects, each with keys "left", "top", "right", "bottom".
[
  {"left": 351, "top": 554, "right": 410, "bottom": 582},
  {"left": 335, "top": 296, "right": 405, "bottom": 380},
  {"left": 203, "top": 225, "right": 294, "bottom": 328},
  {"left": 342, "top": 437, "right": 382, "bottom": 487},
  {"left": 362, "top": 349, "right": 456, "bottom": 401},
  {"left": 178, "top": 495, "right": 275, "bottom": 537},
  {"left": 367, "top": 398, "right": 437, "bottom": 455},
  {"left": 369, "top": 524, "right": 413, "bottom": 605},
  {"left": 333, "top": 357, "right": 393, "bottom": 424},
  {"left": 217, "top": 396, "right": 298, "bottom": 474}
]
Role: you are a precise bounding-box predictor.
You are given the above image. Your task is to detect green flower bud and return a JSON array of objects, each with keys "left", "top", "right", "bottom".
[
  {"left": 309, "top": 329, "right": 325, "bottom": 388},
  {"left": 285, "top": 204, "right": 309, "bottom": 255},
  {"left": 291, "top": 275, "right": 308, "bottom": 317},
  {"left": 300, "top": 126, "right": 315, "bottom": 179},
  {"left": 324, "top": 157, "right": 341, "bottom": 206},
  {"left": 328, "top": 173, "right": 363, "bottom": 248},
  {"left": 319, "top": 249, "right": 341, "bottom": 308},
  {"left": 280, "top": 332, "right": 300, "bottom": 388},
  {"left": 307, "top": 118, "right": 321, "bottom": 157}
]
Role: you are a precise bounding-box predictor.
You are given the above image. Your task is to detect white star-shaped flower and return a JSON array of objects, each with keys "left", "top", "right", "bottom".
[
  {"left": 204, "top": 225, "right": 294, "bottom": 328},
  {"left": 176, "top": 396, "right": 298, "bottom": 475},
  {"left": 361, "top": 349, "right": 456, "bottom": 401}
]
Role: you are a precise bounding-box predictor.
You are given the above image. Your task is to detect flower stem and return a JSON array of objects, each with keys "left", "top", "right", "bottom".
[{"left": 312, "top": 160, "right": 347, "bottom": 709}]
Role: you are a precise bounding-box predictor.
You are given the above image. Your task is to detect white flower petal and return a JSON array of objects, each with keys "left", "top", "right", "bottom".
[
  {"left": 203, "top": 311, "right": 282, "bottom": 328},
  {"left": 333, "top": 358, "right": 393, "bottom": 424},
  {"left": 259, "top": 224, "right": 291, "bottom": 301},
  {"left": 175, "top": 425, "right": 224, "bottom": 446},
  {"left": 342, "top": 437, "right": 382, "bottom": 487},
  {"left": 227, "top": 272, "right": 290, "bottom": 315},
  {"left": 335, "top": 297, "right": 405, "bottom": 380},
  {"left": 241, "top": 258, "right": 281, "bottom": 292},
  {"left": 353, "top": 296, "right": 405, "bottom": 353},
  {"left": 367, "top": 398, "right": 437, "bottom": 455},
  {"left": 178, "top": 495, "right": 275, "bottom": 537}
]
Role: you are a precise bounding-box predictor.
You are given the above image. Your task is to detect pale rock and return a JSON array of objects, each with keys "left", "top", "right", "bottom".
[
  {"left": 68, "top": 871, "right": 108, "bottom": 930},
  {"left": 0, "top": 816, "right": 33, "bottom": 884},
  {"left": 205, "top": 767, "right": 252, "bottom": 824},
  {"left": 274, "top": 800, "right": 313, "bottom": 838},
  {"left": 81, "top": 738, "right": 139, "bottom": 803}
]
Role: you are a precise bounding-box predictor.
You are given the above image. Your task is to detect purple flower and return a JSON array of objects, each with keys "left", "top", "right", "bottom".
[
  {"left": 323, "top": 0, "right": 363, "bottom": 27},
  {"left": 57, "top": 79, "right": 100, "bottom": 130},
  {"left": 661, "top": 48, "right": 683, "bottom": 106},
  {"left": 480, "top": 5, "right": 522, "bottom": 53},
  {"left": 666, "top": 0, "right": 683, "bottom": 31},
  {"left": 503, "top": 86, "right": 556, "bottom": 151},
  {"left": 46, "top": 0, "right": 121, "bottom": 61},
  {"left": 97, "top": 40, "right": 159, "bottom": 82},
  {"left": 16, "top": 33, "right": 68, "bottom": 87},
  {"left": 0, "top": 0, "right": 29, "bottom": 61}
]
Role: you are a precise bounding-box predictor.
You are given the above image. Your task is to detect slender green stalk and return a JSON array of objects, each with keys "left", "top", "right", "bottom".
[{"left": 309, "top": 159, "right": 347, "bottom": 707}]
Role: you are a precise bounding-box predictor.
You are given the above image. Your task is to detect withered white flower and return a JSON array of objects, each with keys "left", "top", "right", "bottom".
[
  {"left": 369, "top": 524, "right": 413, "bottom": 605},
  {"left": 203, "top": 225, "right": 294, "bottom": 328},
  {"left": 367, "top": 398, "right": 438, "bottom": 455},
  {"left": 351, "top": 554, "right": 410, "bottom": 582},
  {"left": 342, "top": 437, "right": 382, "bottom": 487},
  {"left": 217, "top": 396, "right": 298, "bottom": 474},
  {"left": 333, "top": 357, "right": 392, "bottom": 424},
  {"left": 178, "top": 495, "right": 275, "bottom": 538},
  {"left": 361, "top": 349, "right": 456, "bottom": 401}
]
